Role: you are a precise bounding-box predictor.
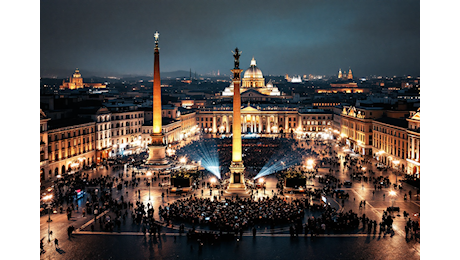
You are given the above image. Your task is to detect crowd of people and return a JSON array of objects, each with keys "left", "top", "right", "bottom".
[
  {"left": 160, "top": 195, "right": 313, "bottom": 232},
  {"left": 41, "top": 135, "right": 420, "bottom": 255}
]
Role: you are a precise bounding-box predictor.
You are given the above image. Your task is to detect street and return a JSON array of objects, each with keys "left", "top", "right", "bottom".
[{"left": 39, "top": 138, "right": 420, "bottom": 259}]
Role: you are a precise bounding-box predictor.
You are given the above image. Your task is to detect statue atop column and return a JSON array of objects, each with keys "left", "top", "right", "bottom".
[{"left": 232, "top": 47, "right": 242, "bottom": 69}]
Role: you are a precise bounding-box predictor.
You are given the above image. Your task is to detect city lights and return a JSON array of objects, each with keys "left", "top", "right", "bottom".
[
  {"left": 38, "top": 2, "right": 421, "bottom": 256},
  {"left": 179, "top": 157, "right": 187, "bottom": 164}
]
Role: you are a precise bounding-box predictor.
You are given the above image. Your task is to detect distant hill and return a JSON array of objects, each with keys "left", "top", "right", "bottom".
[
  {"left": 41, "top": 69, "right": 191, "bottom": 80},
  {"left": 160, "top": 70, "right": 191, "bottom": 79}
]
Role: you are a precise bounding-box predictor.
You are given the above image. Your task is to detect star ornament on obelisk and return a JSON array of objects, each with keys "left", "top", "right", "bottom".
[
  {"left": 146, "top": 31, "right": 169, "bottom": 167},
  {"left": 228, "top": 47, "right": 246, "bottom": 191}
]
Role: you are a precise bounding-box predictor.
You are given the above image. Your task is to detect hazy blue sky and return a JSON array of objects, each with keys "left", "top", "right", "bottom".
[{"left": 40, "top": 0, "right": 420, "bottom": 78}]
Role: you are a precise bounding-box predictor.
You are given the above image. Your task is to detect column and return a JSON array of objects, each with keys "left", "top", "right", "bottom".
[
  {"left": 212, "top": 115, "right": 217, "bottom": 133},
  {"left": 299, "top": 115, "right": 302, "bottom": 130},
  {"left": 266, "top": 116, "right": 270, "bottom": 133},
  {"left": 226, "top": 116, "right": 229, "bottom": 133},
  {"left": 410, "top": 136, "right": 415, "bottom": 160},
  {"left": 258, "top": 116, "right": 262, "bottom": 133},
  {"left": 285, "top": 116, "right": 288, "bottom": 131},
  {"left": 275, "top": 116, "right": 279, "bottom": 133},
  {"left": 231, "top": 61, "right": 243, "bottom": 163},
  {"left": 152, "top": 32, "right": 162, "bottom": 137}
]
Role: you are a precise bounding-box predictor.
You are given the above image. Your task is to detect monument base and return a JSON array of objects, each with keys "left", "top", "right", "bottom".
[
  {"left": 227, "top": 161, "right": 246, "bottom": 191},
  {"left": 145, "top": 144, "right": 170, "bottom": 169}
]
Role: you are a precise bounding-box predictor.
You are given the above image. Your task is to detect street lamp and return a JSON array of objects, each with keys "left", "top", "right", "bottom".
[
  {"left": 389, "top": 190, "right": 397, "bottom": 209},
  {"left": 43, "top": 194, "right": 53, "bottom": 242},
  {"left": 258, "top": 177, "right": 265, "bottom": 185},
  {"left": 393, "top": 160, "right": 400, "bottom": 185},
  {"left": 147, "top": 171, "right": 152, "bottom": 200},
  {"left": 180, "top": 156, "right": 187, "bottom": 166},
  {"left": 210, "top": 177, "right": 217, "bottom": 187},
  {"left": 306, "top": 159, "right": 314, "bottom": 171}
]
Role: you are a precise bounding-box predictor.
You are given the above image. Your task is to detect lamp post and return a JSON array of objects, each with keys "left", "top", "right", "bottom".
[
  {"left": 44, "top": 194, "right": 53, "bottom": 242},
  {"left": 147, "top": 171, "right": 152, "bottom": 200},
  {"left": 393, "top": 160, "right": 400, "bottom": 185},
  {"left": 180, "top": 157, "right": 187, "bottom": 168},
  {"left": 389, "top": 190, "right": 397, "bottom": 209}
]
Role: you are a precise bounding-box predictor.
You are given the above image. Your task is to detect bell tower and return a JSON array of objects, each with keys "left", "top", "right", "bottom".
[{"left": 347, "top": 68, "right": 353, "bottom": 80}]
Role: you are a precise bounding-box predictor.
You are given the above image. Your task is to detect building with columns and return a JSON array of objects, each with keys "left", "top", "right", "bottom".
[
  {"left": 40, "top": 110, "right": 50, "bottom": 181},
  {"left": 340, "top": 105, "right": 385, "bottom": 156},
  {"left": 60, "top": 68, "right": 106, "bottom": 90},
  {"left": 406, "top": 109, "right": 420, "bottom": 177},
  {"left": 372, "top": 117, "right": 409, "bottom": 172},
  {"left": 46, "top": 118, "right": 96, "bottom": 180},
  {"left": 197, "top": 104, "right": 332, "bottom": 137},
  {"left": 198, "top": 58, "right": 333, "bottom": 137},
  {"left": 336, "top": 103, "right": 420, "bottom": 178},
  {"left": 222, "top": 57, "right": 281, "bottom": 97}
]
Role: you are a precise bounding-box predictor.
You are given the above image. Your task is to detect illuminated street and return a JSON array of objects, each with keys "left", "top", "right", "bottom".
[{"left": 40, "top": 138, "right": 420, "bottom": 259}]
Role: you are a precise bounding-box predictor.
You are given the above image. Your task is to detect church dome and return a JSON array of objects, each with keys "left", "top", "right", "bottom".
[
  {"left": 243, "top": 57, "right": 263, "bottom": 79},
  {"left": 73, "top": 68, "right": 82, "bottom": 78},
  {"left": 266, "top": 80, "right": 273, "bottom": 88}
]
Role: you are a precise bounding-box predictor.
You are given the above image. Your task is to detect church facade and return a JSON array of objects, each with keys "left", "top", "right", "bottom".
[
  {"left": 197, "top": 58, "right": 333, "bottom": 136},
  {"left": 60, "top": 68, "right": 107, "bottom": 90},
  {"left": 222, "top": 58, "right": 281, "bottom": 96}
]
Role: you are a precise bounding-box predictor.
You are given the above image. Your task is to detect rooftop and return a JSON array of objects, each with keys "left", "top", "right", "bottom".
[{"left": 374, "top": 117, "right": 408, "bottom": 129}]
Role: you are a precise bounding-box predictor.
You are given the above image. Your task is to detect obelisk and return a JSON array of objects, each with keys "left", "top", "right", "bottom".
[
  {"left": 146, "top": 31, "right": 168, "bottom": 166},
  {"left": 228, "top": 47, "right": 246, "bottom": 191}
]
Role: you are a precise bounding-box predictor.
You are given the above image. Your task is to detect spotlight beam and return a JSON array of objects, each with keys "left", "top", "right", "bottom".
[
  {"left": 177, "top": 139, "right": 221, "bottom": 179},
  {"left": 254, "top": 142, "right": 306, "bottom": 179}
]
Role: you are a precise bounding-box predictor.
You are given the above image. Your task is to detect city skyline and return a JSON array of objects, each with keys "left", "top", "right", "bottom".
[{"left": 40, "top": 0, "right": 420, "bottom": 78}]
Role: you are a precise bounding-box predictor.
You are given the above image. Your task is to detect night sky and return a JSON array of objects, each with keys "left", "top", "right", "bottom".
[{"left": 40, "top": 0, "right": 420, "bottom": 78}]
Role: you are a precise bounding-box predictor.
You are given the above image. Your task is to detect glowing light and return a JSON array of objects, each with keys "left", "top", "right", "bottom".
[
  {"left": 43, "top": 194, "right": 53, "bottom": 201},
  {"left": 389, "top": 190, "right": 397, "bottom": 196},
  {"left": 146, "top": 171, "right": 152, "bottom": 176},
  {"left": 153, "top": 126, "right": 161, "bottom": 134},
  {"left": 306, "top": 158, "right": 315, "bottom": 170},
  {"left": 210, "top": 177, "right": 217, "bottom": 183},
  {"left": 254, "top": 143, "right": 304, "bottom": 179},
  {"left": 180, "top": 157, "right": 187, "bottom": 164},
  {"left": 291, "top": 75, "right": 302, "bottom": 83},
  {"left": 258, "top": 178, "right": 264, "bottom": 184},
  {"left": 176, "top": 139, "right": 221, "bottom": 179},
  {"left": 206, "top": 166, "right": 221, "bottom": 179}
]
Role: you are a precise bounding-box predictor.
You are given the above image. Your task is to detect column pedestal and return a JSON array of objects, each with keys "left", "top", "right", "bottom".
[
  {"left": 145, "top": 134, "right": 170, "bottom": 169},
  {"left": 227, "top": 161, "right": 246, "bottom": 191}
]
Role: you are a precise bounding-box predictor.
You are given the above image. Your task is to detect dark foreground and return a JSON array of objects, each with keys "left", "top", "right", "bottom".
[{"left": 40, "top": 232, "right": 419, "bottom": 260}]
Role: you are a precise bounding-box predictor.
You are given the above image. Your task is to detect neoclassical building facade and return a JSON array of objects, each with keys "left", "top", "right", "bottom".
[
  {"left": 197, "top": 104, "right": 332, "bottom": 136},
  {"left": 198, "top": 58, "right": 332, "bottom": 136},
  {"left": 406, "top": 109, "right": 420, "bottom": 177}
]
